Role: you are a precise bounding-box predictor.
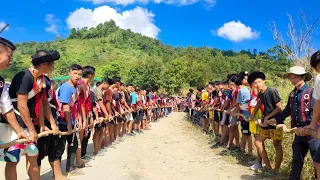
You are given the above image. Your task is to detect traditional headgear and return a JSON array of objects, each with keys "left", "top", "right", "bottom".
[
  {"left": 31, "top": 50, "right": 60, "bottom": 66},
  {"left": 227, "top": 73, "right": 238, "bottom": 80},
  {"left": 196, "top": 86, "right": 203, "bottom": 92},
  {"left": 235, "top": 72, "right": 247, "bottom": 85},
  {"left": 248, "top": 71, "right": 266, "bottom": 85},
  {"left": 0, "top": 37, "right": 16, "bottom": 51}
]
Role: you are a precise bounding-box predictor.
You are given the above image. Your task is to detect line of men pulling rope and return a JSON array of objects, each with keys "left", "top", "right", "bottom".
[
  {"left": 184, "top": 52, "right": 320, "bottom": 180},
  {"left": 0, "top": 37, "right": 179, "bottom": 180}
]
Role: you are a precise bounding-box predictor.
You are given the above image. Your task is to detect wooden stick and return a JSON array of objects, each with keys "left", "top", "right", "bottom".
[
  {"left": 276, "top": 124, "right": 318, "bottom": 139},
  {"left": 0, "top": 128, "right": 80, "bottom": 149}
]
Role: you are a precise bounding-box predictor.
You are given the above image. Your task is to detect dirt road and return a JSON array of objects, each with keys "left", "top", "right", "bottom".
[{"left": 0, "top": 112, "right": 258, "bottom": 180}]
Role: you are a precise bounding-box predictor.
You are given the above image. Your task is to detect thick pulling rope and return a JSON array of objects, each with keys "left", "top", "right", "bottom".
[
  {"left": 192, "top": 107, "right": 319, "bottom": 139},
  {"left": 198, "top": 107, "right": 260, "bottom": 122},
  {"left": 268, "top": 119, "right": 317, "bottom": 138},
  {"left": 275, "top": 124, "right": 317, "bottom": 139},
  {"left": 0, "top": 105, "right": 174, "bottom": 149},
  {"left": 0, "top": 117, "right": 108, "bottom": 149},
  {"left": 0, "top": 129, "right": 79, "bottom": 149}
]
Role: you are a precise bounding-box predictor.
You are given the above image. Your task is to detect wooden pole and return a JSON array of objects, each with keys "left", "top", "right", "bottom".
[{"left": 0, "top": 24, "right": 9, "bottom": 34}]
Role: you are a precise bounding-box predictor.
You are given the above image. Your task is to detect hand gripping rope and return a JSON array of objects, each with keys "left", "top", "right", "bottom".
[
  {"left": 0, "top": 117, "right": 109, "bottom": 149},
  {"left": 193, "top": 107, "right": 318, "bottom": 139},
  {"left": 0, "top": 129, "right": 79, "bottom": 149},
  {"left": 0, "top": 105, "right": 177, "bottom": 149},
  {"left": 204, "top": 107, "right": 261, "bottom": 123},
  {"left": 267, "top": 119, "right": 318, "bottom": 139}
]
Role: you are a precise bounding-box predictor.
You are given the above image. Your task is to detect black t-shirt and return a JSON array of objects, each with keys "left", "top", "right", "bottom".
[
  {"left": 195, "top": 94, "right": 201, "bottom": 107},
  {"left": 212, "top": 90, "right": 218, "bottom": 98},
  {"left": 5, "top": 69, "right": 45, "bottom": 127},
  {"left": 91, "top": 90, "right": 96, "bottom": 107},
  {"left": 258, "top": 87, "right": 281, "bottom": 129},
  {"left": 124, "top": 91, "right": 131, "bottom": 107},
  {"left": 211, "top": 90, "right": 219, "bottom": 106},
  {"left": 91, "top": 90, "right": 96, "bottom": 119},
  {"left": 44, "top": 76, "right": 57, "bottom": 125}
]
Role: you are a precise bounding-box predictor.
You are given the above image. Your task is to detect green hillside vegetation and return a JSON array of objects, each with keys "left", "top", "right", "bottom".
[{"left": 1, "top": 20, "right": 292, "bottom": 94}]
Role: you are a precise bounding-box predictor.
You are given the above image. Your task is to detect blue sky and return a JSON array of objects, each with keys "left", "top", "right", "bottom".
[{"left": 0, "top": 0, "right": 319, "bottom": 52}]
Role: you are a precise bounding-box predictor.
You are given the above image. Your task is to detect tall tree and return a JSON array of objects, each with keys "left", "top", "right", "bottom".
[{"left": 270, "top": 11, "right": 320, "bottom": 67}]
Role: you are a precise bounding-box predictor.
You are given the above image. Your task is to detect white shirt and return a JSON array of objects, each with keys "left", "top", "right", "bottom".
[
  {"left": 191, "top": 94, "right": 196, "bottom": 102},
  {"left": 313, "top": 74, "right": 320, "bottom": 100},
  {"left": 0, "top": 84, "right": 13, "bottom": 115}
]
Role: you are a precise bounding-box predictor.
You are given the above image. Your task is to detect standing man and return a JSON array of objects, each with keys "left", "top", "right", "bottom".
[
  {"left": 111, "top": 76, "right": 121, "bottom": 143},
  {"left": 304, "top": 50, "right": 320, "bottom": 178},
  {"left": 0, "top": 37, "right": 28, "bottom": 180},
  {"left": 234, "top": 72, "right": 252, "bottom": 155},
  {"left": 37, "top": 74, "right": 67, "bottom": 180},
  {"left": 75, "top": 66, "right": 95, "bottom": 168},
  {"left": 104, "top": 79, "right": 115, "bottom": 147},
  {"left": 6, "top": 50, "right": 60, "bottom": 180},
  {"left": 118, "top": 83, "right": 130, "bottom": 138},
  {"left": 57, "top": 64, "right": 84, "bottom": 175},
  {"left": 249, "top": 71, "right": 283, "bottom": 173},
  {"left": 195, "top": 87, "right": 203, "bottom": 125},
  {"left": 93, "top": 78, "right": 112, "bottom": 156},
  {"left": 81, "top": 87, "right": 97, "bottom": 161},
  {"left": 272, "top": 66, "right": 317, "bottom": 179},
  {"left": 124, "top": 84, "right": 134, "bottom": 136},
  {"left": 131, "top": 87, "right": 139, "bottom": 133},
  {"left": 190, "top": 89, "right": 196, "bottom": 120}
]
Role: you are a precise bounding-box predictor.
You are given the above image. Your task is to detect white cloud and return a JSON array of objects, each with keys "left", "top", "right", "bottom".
[
  {"left": 204, "top": 0, "right": 216, "bottom": 9},
  {"left": 84, "top": 0, "right": 141, "bottom": 6},
  {"left": 0, "top": 21, "right": 9, "bottom": 31},
  {"left": 215, "top": 21, "right": 260, "bottom": 42},
  {"left": 83, "top": 0, "right": 216, "bottom": 8},
  {"left": 45, "top": 14, "right": 62, "bottom": 34},
  {"left": 66, "top": 6, "right": 160, "bottom": 38}
]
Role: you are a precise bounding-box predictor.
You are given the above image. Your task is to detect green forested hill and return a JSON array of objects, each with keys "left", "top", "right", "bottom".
[{"left": 0, "top": 20, "right": 292, "bottom": 94}]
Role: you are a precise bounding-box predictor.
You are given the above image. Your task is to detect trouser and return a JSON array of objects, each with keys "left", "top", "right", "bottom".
[
  {"left": 190, "top": 109, "right": 194, "bottom": 119},
  {"left": 152, "top": 108, "right": 156, "bottom": 119},
  {"left": 154, "top": 108, "right": 159, "bottom": 119},
  {"left": 81, "top": 130, "right": 92, "bottom": 157},
  {"left": 59, "top": 124, "right": 78, "bottom": 172},
  {"left": 289, "top": 135, "right": 320, "bottom": 180},
  {"left": 35, "top": 124, "right": 63, "bottom": 166},
  {"left": 197, "top": 111, "right": 201, "bottom": 125},
  {"left": 165, "top": 108, "right": 169, "bottom": 116}
]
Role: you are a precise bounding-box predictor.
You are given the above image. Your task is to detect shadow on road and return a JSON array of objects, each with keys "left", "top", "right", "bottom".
[{"left": 40, "top": 142, "right": 95, "bottom": 179}]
